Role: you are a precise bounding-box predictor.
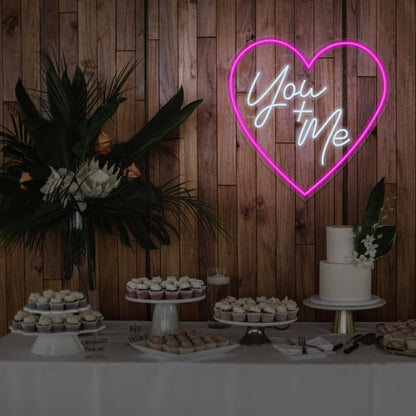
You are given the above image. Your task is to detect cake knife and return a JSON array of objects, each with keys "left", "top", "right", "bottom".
[
  {"left": 344, "top": 333, "right": 376, "bottom": 353},
  {"left": 332, "top": 333, "right": 362, "bottom": 351}
]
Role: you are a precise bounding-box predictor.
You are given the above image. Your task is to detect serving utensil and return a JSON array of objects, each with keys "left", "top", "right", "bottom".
[
  {"left": 333, "top": 333, "right": 362, "bottom": 351},
  {"left": 344, "top": 333, "right": 376, "bottom": 354}
]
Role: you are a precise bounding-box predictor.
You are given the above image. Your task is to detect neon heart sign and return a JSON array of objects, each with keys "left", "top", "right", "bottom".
[{"left": 227, "top": 39, "right": 389, "bottom": 198}]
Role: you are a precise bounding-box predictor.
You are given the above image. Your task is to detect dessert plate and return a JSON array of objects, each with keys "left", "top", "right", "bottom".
[
  {"left": 130, "top": 341, "right": 239, "bottom": 361},
  {"left": 23, "top": 305, "right": 91, "bottom": 316}
]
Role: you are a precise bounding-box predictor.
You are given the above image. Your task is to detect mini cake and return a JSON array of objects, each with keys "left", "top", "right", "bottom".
[
  {"left": 36, "top": 316, "right": 52, "bottom": 333},
  {"left": 65, "top": 315, "right": 81, "bottom": 331},
  {"left": 81, "top": 313, "right": 97, "bottom": 330},
  {"left": 179, "top": 282, "right": 193, "bottom": 299},
  {"left": 21, "top": 315, "right": 37, "bottom": 332},
  {"left": 261, "top": 304, "right": 276, "bottom": 323},
  {"left": 201, "top": 334, "right": 217, "bottom": 349},
  {"left": 149, "top": 335, "right": 163, "bottom": 350},
  {"left": 216, "top": 335, "right": 229, "bottom": 347},
  {"left": 36, "top": 296, "right": 50, "bottom": 311},
  {"left": 178, "top": 339, "right": 194, "bottom": 354},
  {"left": 49, "top": 296, "right": 65, "bottom": 311},
  {"left": 247, "top": 304, "right": 261, "bottom": 323},
  {"left": 163, "top": 339, "right": 180, "bottom": 354},
  {"left": 28, "top": 293, "right": 40, "bottom": 309},
  {"left": 149, "top": 284, "right": 164, "bottom": 300},
  {"left": 232, "top": 305, "right": 246, "bottom": 322},
  {"left": 51, "top": 316, "right": 65, "bottom": 332},
  {"left": 191, "top": 337, "right": 206, "bottom": 352},
  {"left": 165, "top": 284, "right": 179, "bottom": 300}
]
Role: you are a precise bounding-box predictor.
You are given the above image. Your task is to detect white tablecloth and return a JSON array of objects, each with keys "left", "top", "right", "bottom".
[{"left": 0, "top": 321, "right": 415, "bottom": 416}]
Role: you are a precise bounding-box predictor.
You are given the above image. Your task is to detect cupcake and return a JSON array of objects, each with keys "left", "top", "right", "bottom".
[
  {"left": 166, "top": 276, "right": 178, "bottom": 284},
  {"left": 179, "top": 276, "right": 191, "bottom": 284},
  {"left": 28, "top": 293, "right": 40, "bottom": 309},
  {"left": 261, "top": 304, "right": 276, "bottom": 323},
  {"left": 12, "top": 311, "right": 27, "bottom": 330},
  {"left": 215, "top": 335, "right": 230, "bottom": 347},
  {"left": 283, "top": 298, "right": 298, "bottom": 320},
  {"left": 21, "top": 315, "right": 37, "bottom": 332},
  {"left": 149, "top": 284, "right": 164, "bottom": 300},
  {"left": 81, "top": 313, "right": 97, "bottom": 330},
  {"left": 160, "top": 280, "right": 169, "bottom": 289},
  {"left": 256, "top": 296, "right": 267, "bottom": 304},
  {"left": 190, "top": 280, "right": 204, "bottom": 298},
  {"left": 126, "top": 280, "right": 137, "bottom": 298},
  {"left": 91, "top": 310, "right": 104, "bottom": 325},
  {"left": 51, "top": 316, "right": 65, "bottom": 332},
  {"left": 36, "top": 316, "right": 52, "bottom": 333},
  {"left": 275, "top": 304, "right": 288, "bottom": 321},
  {"left": 214, "top": 302, "right": 223, "bottom": 318},
  {"left": 247, "top": 305, "right": 261, "bottom": 323},
  {"left": 36, "top": 296, "right": 50, "bottom": 311},
  {"left": 73, "top": 292, "right": 87, "bottom": 308},
  {"left": 165, "top": 284, "right": 179, "bottom": 300},
  {"left": 219, "top": 303, "right": 232, "bottom": 321},
  {"left": 179, "top": 282, "right": 193, "bottom": 299},
  {"left": 136, "top": 283, "right": 150, "bottom": 299},
  {"left": 65, "top": 315, "right": 82, "bottom": 331},
  {"left": 60, "top": 289, "right": 71, "bottom": 296},
  {"left": 64, "top": 295, "right": 79, "bottom": 310},
  {"left": 49, "top": 296, "right": 65, "bottom": 311},
  {"left": 149, "top": 335, "right": 163, "bottom": 350},
  {"left": 151, "top": 276, "right": 163, "bottom": 284},
  {"left": 232, "top": 305, "right": 246, "bottom": 322},
  {"left": 43, "top": 289, "right": 55, "bottom": 300}
]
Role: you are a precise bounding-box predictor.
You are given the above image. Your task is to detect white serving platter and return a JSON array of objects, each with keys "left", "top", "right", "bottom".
[{"left": 130, "top": 341, "right": 239, "bottom": 361}]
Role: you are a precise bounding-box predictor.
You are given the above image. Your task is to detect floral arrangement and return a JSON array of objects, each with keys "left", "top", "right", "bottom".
[
  {"left": 0, "top": 53, "right": 222, "bottom": 290},
  {"left": 348, "top": 177, "right": 397, "bottom": 268}
]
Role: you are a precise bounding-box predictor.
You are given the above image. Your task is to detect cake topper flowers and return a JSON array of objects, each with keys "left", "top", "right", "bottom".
[
  {"left": 0, "top": 52, "right": 223, "bottom": 290},
  {"left": 347, "top": 177, "right": 397, "bottom": 268}
]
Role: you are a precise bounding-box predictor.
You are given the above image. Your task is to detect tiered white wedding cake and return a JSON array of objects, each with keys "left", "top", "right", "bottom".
[{"left": 319, "top": 226, "right": 371, "bottom": 302}]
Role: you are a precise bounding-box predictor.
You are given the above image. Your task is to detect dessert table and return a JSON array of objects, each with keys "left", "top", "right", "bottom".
[{"left": 0, "top": 321, "right": 415, "bottom": 416}]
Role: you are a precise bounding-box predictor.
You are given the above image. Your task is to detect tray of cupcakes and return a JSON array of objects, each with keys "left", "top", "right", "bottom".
[
  {"left": 213, "top": 296, "right": 298, "bottom": 326},
  {"left": 130, "top": 328, "right": 238, "bottom": 360},
  {"left": 126, "top": 275, "right": 206, "bottom": 302},
  {"left": 24, "top": 289, "right": 90, "bottom": 315},
  {"left": 10, "top": 309, "right": 105, "bottom": 335},
  {"left": 376, "top": 319, "right": 416, "bottom": 357}
]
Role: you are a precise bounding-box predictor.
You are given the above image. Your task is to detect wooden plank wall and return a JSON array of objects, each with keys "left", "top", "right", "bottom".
[{"left": 0, "top": 0, "right": 415, "bottom": 336}]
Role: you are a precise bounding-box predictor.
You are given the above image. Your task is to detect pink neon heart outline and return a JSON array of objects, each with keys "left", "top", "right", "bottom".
[{"left": 227, "top": 39, "right": 389, "bottom": 199}]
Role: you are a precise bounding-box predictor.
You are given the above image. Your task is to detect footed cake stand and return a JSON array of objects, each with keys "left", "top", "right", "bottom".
[
  {"left": 10, "top": 325, "right": 105, "bottom": 356},
  {"left": 13, "top": 305, "right": 105, "bottom": 356},
  {"left": 303, "top": 295, "right": 385, "bottom": 334},
  {"left": 214, "top": 317, "right": 297, "bottom": 346},
  {"left": 125, "top": 295, "right": 206, "bottom": 336}
]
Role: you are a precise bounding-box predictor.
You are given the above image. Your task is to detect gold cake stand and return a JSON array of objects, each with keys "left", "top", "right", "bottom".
[
  {"left": 214, "top": 317, "right": 297, "bottom": 346},
  {"left": 303, "top": 296, "right": 385, "bottom": 334}
]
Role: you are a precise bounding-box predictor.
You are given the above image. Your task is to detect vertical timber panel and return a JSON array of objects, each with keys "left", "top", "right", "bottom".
[
  {"left": 197, "top": 0, "right": 216, "bottom": 37},
  {"left": 178, "top": 0, "right": 199, "bottom": 320},
  {"left": 198, "top": 37, "right": 218, "bottom": 317},
  {"left": 217, "top": 0, "right": 236, "bottom": 185},
  {"left": 256, "top": 0, "right": 276, "bottom": 297},
  {"left": 396, "top": 0, "right": 416, "bottom": 320}
]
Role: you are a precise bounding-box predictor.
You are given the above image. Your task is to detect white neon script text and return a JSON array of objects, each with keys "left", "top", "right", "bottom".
[{"left": 246, "top": 65, "right": 350, "bottom": 165}]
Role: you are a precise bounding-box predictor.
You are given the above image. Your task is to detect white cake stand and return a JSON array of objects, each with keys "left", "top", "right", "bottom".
[
  {"left": 10, "top": 325, "right": 105, "bottom": 356},
  {"left": 13, "top": 304, "right": 104, "bottom": 355},
  {"left": 125, "top": 295, "right": 206, "bottom": 336},
  {"left": 303, "top": 296, "right": 386, "bottom": 334},
  {"left": 214, "top": 317, "right": 297, "bottom": 346}
]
